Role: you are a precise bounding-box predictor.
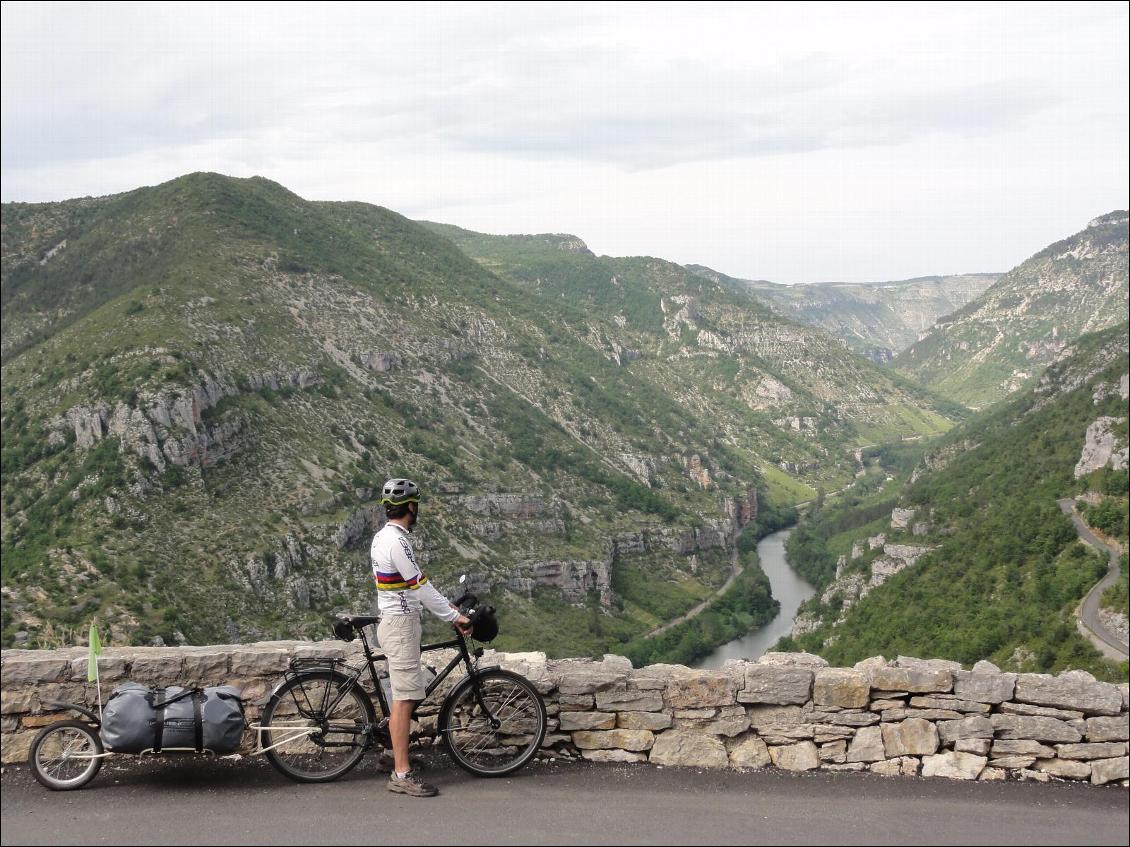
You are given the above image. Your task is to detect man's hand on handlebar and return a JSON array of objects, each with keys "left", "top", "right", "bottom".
[{"left": 454, "top": 613, "right": 473, "bottom": 636}]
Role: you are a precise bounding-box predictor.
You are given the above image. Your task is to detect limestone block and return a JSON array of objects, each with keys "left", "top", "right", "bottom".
[
  {"left": 571, "top": 729, "right": 654, "bottom": 752},
  {"left": 870, "top": 699, "right": 906, "bottom": 712},
  {"left": 69, "top": 653, "right": 128, "bottom": 683},
  {"left": 853, "top": 656, "right": 889, "bottom": 673},
  {"left": 0, "top": 729, "right": 37, "bottom": 764},
  {"left": 979, "top": 767, "right": 1008, "bottom": 781},
  {"left": 746, "top": 704, "right": 810, "bottom": 730},
  {"left": 756, "top": 652, "right": 828, "bottom": 668},
  {"left": 870, "top": 757, "right": 919, "bottom": 777},
  {"left": 819, "top": 740, "right": 848, "bottom": 763},
  {"left": 665, "top": 670, "right": 734, "bottom": 709},
  {"left": 673, "top": 708, "right": 717, "bottom": 719},
  {"left": 594, "top": 688, "right": 664, "bottom": 712},
  {"left": 1055, "top": 742, "right": 1128, "bottom": 760},
  {"left": 1019, "top": 769, "right": 1051, "bottom": 783},
  {"left": 990, "top": 756, "right": 1037, "bottom": 769},
  {"left": 882, "top": 718, "right": 939, "bottom": 757},
  {"left": 953, "top": 670, "right": 1016, "bottom": 704},
  {"left": 868, "top": 666, "right": 953, "bottom": 694},
  {"left": 769, "top": 741, "right": 820, "bottom": 772},
  {"left": 971, "top": 660, "right": 1002, "bottom": 674},
  {"left": 954, "top": 739, "right": 991, "bottom": 756},
  {"left": 729, "top": 736, "right": 771, "bottom": 769},
  {"left": 617, "top": 711, "right": 673, "bottom": 731},
  {"left": 1090, "top": 756, "right": 1130, "bottom": 785},
  {"left": 1, "top": 687, "right": 37, "bottom": 715},
  {"left": 581, "top": 749, "right": 647, "bottom": 763},
  {"left": 557, "top": 667, "right": 628, "bottom": 695},
  {"left": 812, "top": 710, "right": 879, "bottom": 727},
  {"left": 700, "top": 706, "right": 750, "bottom": 738},
  {"left": 909, "top": 695, "right": 989, "bottom": 714},
  {"left": 1, "top": 657, "right": 70, "bottom": 685},
  {"left": 557, "top": 694, "right": 595, "bottom": 711},
  {"left": 937, "top": 716, "right": 994, "bottom": 745},
  {"left": 228, "top": 648, "right": 290, "bottom": 677},
  {"left": 922, "top": 751, "right": 987, "bottom": 780},
  {"left": 1085, "top": 714, "right": 1129, "bottom": 742},
  {"left": 738, "top": 665, "right": 813, "bottom": 705},
  {"left": 876, "top": 709, "right": 958, "bottom": 722},
  {"left": 990, "top": 714, "right": 1083, "bottom": 743},
  {"left": 893, "top": 656, "right": 962, "bottom": 674},
  {"left": 999, "top": 701, "right": 1083, "bottom": 721},
  {"left": 1012, "top": 671, "right": 1122, "bottom": 716},
  {"left": 1033, "top": 758, "right": 1091, "bottom": 780},
  {"left": 812, "top": 725, "right": 855, "bottom": 743},
  {"left": 760, "top": 725, "right": 818, "bottom": 745},
  {"left": 558, "top": 712, "right": 616, "bottom": 731},
  {"left": 847, "top": 726, "right": 886, "bottom": 763},
  {"left": 181, "top": 650, "right": 231, "bottom": 684},
  {"left": 991, "top": 740, "right": 1056, "bottom": 757},
  {"left": 628, "top": 667, "right": 677, "bottom": 691},
  {"left": 649, "top": 731, "right": 729, "bottom": 768},
  {"left": 813, "top": 669, "right": 869, "bottom": 708},
  {"left": 880, "top": 708, "right": 963, "bottom": 722}
]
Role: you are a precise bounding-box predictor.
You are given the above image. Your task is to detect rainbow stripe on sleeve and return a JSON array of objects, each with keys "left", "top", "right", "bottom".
[{"left": 375, "top": 571, "right": 429, "bottom": 591}]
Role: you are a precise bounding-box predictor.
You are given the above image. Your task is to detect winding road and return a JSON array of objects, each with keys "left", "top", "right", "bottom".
[{"left": 1057, "top": 498, "right": 1129, "bottom": 661}]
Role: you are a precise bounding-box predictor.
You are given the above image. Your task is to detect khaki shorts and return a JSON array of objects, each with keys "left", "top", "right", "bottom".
[{"left": 377, "top": 614, "right": 426, "bottom": 701}]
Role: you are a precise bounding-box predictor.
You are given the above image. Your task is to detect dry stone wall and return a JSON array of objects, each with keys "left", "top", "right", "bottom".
[{"left": 2, "top": 644, "right": 1126, "bottom": 786}]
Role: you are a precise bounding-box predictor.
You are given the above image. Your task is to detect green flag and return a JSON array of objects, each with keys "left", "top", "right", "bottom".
[{"left": 87, "top": 621, "right": 103, "bottom": 682}]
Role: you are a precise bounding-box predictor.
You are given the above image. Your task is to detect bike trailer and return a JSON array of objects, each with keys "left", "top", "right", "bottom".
[{"left": 100, "top": 682, "right": 244, "bottom": 754}]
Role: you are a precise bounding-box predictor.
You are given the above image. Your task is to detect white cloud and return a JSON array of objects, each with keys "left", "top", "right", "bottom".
[{"left": 2, "top": 1, "right": 1126, "bottom": 281}]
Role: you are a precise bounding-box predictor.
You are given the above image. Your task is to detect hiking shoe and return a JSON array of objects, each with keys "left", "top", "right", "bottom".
[{"left": 387, "top": 770, "right": 438, "bottom": 797}]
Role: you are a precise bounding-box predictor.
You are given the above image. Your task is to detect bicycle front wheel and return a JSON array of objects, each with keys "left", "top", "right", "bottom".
[
  {"left": 29, "top": 720, "right": 103, "bottom": 791},
  {"left": 260, "top": 671, "right": 374, "bottom": 783},
  {"left": 439, "top": 669, "right": 547, "bottom": 777}
]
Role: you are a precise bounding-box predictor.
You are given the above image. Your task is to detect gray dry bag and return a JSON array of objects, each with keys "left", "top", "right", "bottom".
[{"left": 100, "top": 682, "right": 244, "bottom": 754}]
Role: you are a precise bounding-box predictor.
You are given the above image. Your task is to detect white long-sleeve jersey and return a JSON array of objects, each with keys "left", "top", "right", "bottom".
[{"left": 371, "top": 523, "right": 459, "bottom": 621}]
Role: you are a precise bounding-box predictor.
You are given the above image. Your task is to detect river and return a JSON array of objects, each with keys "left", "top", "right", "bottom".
[{"left": 690, "top": 527, "right": 815, "bottom": 669}]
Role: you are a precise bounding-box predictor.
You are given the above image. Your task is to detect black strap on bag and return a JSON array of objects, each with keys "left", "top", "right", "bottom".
[
  {"left": 152, "top": 687, "right": 166, "bottom": 753},
  {"left": 148, "top": 687, "right": 205, "bottom": 752},
  {"left": 192, "top": 689, "right": 204, "bottom": 753}
]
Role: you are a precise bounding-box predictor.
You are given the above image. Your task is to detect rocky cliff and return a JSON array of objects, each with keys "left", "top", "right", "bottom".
[
  {"left": 689, "top": 268, "right": 999, "bottom": 362},
  {"left": 896, "top": 213, "right": 1129, "bottom": 408}
]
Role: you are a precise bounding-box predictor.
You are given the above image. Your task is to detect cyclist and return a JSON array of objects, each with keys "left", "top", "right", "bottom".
[{"left": 372, "top": 478, "right": 472, "bottom": 797}]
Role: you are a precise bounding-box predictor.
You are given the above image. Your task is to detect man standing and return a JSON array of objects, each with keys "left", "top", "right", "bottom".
[{"left": 372, "top": 478, "right": 472, "bottom": 797}]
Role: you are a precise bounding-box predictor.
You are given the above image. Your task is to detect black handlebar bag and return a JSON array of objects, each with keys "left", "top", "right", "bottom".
[{"left": 100, "top": 682, "right": 244, "bottom": 753}]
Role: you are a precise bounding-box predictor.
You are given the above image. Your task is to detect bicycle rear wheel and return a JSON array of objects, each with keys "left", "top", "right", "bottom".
[
  {"left": 260, "top": 671, "right": 374, "bottom": 783},
  {"left": 439, "top": 669, "right": 546, "bottom": 777},
  {"left": 29, "top": 720, "right": 103, "bottom": 791}
]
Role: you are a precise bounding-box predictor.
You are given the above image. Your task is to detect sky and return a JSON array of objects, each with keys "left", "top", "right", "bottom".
[{"left": 2, "top": 1, "right": 1127, "bottom": 283}]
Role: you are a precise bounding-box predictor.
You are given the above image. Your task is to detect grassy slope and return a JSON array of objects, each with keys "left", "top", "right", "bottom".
[{"left": 781, "top": 324, "right": 1130, "bottom": 680}]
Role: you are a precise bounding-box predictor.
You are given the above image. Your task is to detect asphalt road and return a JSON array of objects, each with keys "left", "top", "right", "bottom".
[
  {"left": 2, "top": 752, "right": 1127, "bottom": 846},
  {"left": 1058, "top": 498, "right": 1129, "bottom": 660}
]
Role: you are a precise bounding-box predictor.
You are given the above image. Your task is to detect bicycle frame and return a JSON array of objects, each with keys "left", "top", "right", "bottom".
[{"left": 255, "top": 625, "right": 495, "bottom": 752}]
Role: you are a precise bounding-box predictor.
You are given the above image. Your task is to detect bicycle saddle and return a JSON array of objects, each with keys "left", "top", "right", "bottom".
[{"left": 335, "top": 613, "right": 380, "bottom": 628}]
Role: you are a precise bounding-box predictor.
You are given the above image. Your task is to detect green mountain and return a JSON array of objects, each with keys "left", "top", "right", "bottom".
[
  {"left": 688, "top": 267, "right": 998, "bottom": 363},
  {"left": 0, "top": 173, "right": 959, "bottom": 655},
  {"left": 780, "top": 323, "right": 1129, "bottom": 681},
  {"left": 895, "top": 213, "right": 1129, "bottom": 408},
  {"left": 420, "top": 222, "right": 960, "bottom": 459}
]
